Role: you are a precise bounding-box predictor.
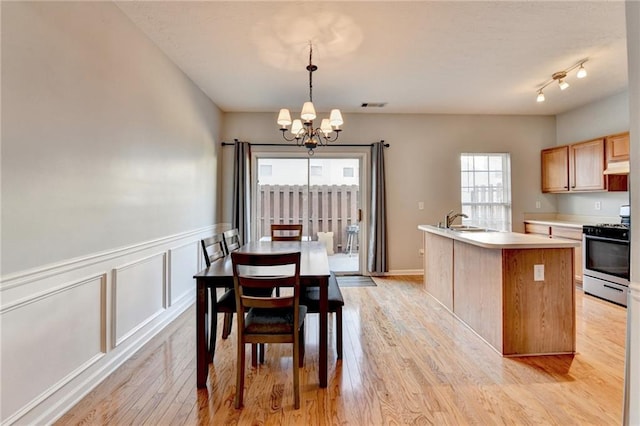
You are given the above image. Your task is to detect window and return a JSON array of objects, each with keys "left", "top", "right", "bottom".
[
  {"left": 343, "top": 167, "right": 354, "bottom": 177},
  {"left": 460, "top": 153, "right": 511, "bottom": 231}
]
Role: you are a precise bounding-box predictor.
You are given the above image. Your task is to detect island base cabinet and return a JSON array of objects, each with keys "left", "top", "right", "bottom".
[
  {"left": 446, "top": 242, "right": 575, "bottom": 356},
  {"left": 421, "top": 225, "right": 577, "bottom": 357},
  {"left": 453, "top": 241, "right": 504, "bottom": 353},
  {"left": 502, "top": 248, "right": 575, "bottom": 355},
  {"left": 424, "top": 233, "right": 454, "bottom": 311}
]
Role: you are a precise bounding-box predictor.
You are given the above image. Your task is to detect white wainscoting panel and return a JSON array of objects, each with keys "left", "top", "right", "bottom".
[
  {"left": 168, "top": 242, "right": 198, "bottom": 306},
  {"left": 0, "top": 224, "right": 229, "bottom": 425},
  {"left": 0, "top": 274, "right": 106, "bottom": 422},
  {"left": 112, "top": 253, "right": 166, "bottom": 348}
]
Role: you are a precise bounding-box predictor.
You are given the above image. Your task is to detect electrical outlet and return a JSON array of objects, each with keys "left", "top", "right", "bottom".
[
  {"left": 418, "top": 201, "right": 424, "bottom": 210},
  {"left": 595, "top": 201, "right": 601, "bottom": 210},
  {"left": 534, "top": 264, "right": 545, "bottom": 281},
  {"left": 535, "top": 200, "right": 541, "bottom": 209}
]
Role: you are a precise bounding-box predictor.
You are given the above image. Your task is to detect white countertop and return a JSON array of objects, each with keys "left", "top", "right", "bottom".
[
  {"left": 524, "top": 219, "right": 585, "bottom": 229},
  {"left": 418, "top": 225, "right": 580, "bottom": 249}
]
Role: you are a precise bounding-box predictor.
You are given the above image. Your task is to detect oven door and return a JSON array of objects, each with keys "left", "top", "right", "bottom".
[{"left": 583, "top": 234, "right": 630, "bottom": 285}]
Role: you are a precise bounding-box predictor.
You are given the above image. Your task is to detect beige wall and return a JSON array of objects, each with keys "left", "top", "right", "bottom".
[
  {"left": 222, "top": 112, "right": 556, "bottom": 272},
  {"left": 555, "top": 91, "right": 630, "bottom": 217},
  {"left": 1, "top": 2, "right": 223, "bottom": 274},
  {"left": 1, "top": 3, "right": 223, "bottom": 423}
]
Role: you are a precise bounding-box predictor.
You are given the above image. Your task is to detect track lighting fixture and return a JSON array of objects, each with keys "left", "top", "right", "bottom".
[{"left": 535, "top": 59, "right": 588, "bottom": 103}]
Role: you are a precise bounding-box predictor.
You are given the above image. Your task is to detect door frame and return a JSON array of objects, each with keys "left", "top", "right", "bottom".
[{"left": 250, "top": 147, "right": 370, "bottom": 276}]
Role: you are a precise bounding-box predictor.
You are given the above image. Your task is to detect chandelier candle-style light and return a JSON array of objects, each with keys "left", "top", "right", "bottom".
[{"left": 277, "top": 42, "right": 343, "bottom": 155}]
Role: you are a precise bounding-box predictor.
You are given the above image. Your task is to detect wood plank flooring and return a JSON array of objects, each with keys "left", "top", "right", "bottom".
[{"left": 56, "top": 275, "right": 626, "bottom": 425}]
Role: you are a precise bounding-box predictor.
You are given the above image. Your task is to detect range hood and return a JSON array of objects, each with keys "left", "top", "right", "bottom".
[{"left": 603, "top": 160, "right": 630, "bottom": 175}]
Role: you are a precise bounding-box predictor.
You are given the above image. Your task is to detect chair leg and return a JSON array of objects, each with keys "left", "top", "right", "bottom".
[
  {"left": 259, "top": 343, "right": 265, "bottom": 364},
  {"left": 251, "top": 344, "right": 258, "bottom": 367},
  {"left": 222, "top": 313, "right": 233, "bottom": 339},
  {"left": 235, "top": 341, "right": 245, "bottom": 409},
  {"left": 293, "top": 329, "right": 301, "bottom": 409},
  {"left": 209, "top": 289, "right": 218, "bottom": 360},
  {"left": 299, "top": 324, "right": 305, "bottom": 367},
  {"left": 336, "top": 308, "right": 343, "bottom": 360}
]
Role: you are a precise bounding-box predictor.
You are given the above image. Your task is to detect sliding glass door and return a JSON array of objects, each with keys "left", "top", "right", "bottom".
[{"left": 254, "top": 155, "right": 363, "bottom": 274}]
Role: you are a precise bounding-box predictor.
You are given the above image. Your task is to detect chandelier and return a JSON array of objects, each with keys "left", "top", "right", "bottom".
[{"left": 277, "top": 42, "right": 343, "bottom": 155}]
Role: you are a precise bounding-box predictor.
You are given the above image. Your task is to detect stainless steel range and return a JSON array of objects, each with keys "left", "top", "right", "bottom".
[{"left": 582, "top": 205, "right": 630, "bottom": 306}]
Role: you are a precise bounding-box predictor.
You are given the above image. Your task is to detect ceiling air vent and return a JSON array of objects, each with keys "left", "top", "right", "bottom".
[{"left": 361, "top": 102, "right": 387, "bottom": 108}]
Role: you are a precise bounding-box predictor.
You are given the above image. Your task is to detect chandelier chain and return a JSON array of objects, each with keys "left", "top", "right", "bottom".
[{"left": 308, "top": 43, "right": 313, "bottom": 102}]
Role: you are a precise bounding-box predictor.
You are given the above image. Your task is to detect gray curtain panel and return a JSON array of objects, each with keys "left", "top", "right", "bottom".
[
  {"left": 232, "top": 140, "right": 251, "bottom": 243},
  {"left": 368, "top": 141, "right": 388, "bottom": 274}
]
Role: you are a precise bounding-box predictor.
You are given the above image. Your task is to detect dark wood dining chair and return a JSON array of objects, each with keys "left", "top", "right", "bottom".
[
  {"left": 231, "top": 251, "right": 306, "bottom": 409},
  {"left": 300, "top": 271, "right": 344, "bottom": 359},
  {"left": 271, "top": 223, "right": 303, "bottom": 241},
  {"left": 201, "top": 234, "right": 235, "bottom": 358}
]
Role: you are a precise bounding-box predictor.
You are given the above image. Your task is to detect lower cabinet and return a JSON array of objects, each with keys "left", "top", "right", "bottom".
[{"left": 524, "top": 222, "right": 583, "bottom": 284}]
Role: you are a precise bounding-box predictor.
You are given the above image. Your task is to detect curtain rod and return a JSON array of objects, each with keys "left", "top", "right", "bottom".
[{"left": 222, "top": 140, "right": 389, "bottom": 148}]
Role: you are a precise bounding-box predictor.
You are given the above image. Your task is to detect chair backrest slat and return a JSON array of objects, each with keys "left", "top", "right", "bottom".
[{"left": 271, "top": 224, "right": 303, "bottom": 241}]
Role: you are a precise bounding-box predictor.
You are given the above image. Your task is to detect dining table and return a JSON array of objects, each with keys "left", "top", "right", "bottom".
[{"left": 193, "top": 240, "right": 331, "bottom": 388}]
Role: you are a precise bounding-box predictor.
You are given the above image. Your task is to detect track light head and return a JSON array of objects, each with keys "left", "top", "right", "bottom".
[{"left": 577, "top": 64, "right": 587, "bottom": 79}]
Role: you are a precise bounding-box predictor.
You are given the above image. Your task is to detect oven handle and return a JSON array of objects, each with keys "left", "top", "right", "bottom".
[
  {"left": 604, "top": 284, "right": 624, "bottom": 293},
  {"left": 583, "top": 235, "right": 630, "bottom": 244}
]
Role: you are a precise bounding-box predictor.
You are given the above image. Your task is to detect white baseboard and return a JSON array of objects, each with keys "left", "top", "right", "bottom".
[{"left": 383, "top": 269, "right": 424, "bottom": 276}]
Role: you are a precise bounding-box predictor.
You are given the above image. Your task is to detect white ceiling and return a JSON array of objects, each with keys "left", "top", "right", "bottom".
[{"left": 116, "top": 1, "right": 628, "bottom": 116}]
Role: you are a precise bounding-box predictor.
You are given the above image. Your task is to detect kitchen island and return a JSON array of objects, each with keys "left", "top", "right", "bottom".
[{"left": 419, "top": 225, "right": 580, "bottom": 356}]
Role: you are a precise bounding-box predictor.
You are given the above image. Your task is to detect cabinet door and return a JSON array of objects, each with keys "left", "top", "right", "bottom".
[
  {"left": 541, "top": 146, "right": 569, "bottom": 193},
  {"left": 570, "top": 139, "right": 605, "bottom": 191},
  {"left": 606, "top": 132, "right": 630, "bottom": 163}
]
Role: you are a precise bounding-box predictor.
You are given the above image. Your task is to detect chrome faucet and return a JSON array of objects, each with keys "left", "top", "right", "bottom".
[{"left": 445, "top": 210, "right": 468, "bottom": 228}]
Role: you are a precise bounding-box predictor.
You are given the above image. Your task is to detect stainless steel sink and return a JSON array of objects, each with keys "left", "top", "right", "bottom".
[{"left": 448, "top": 225, "right": 489, "bottom": 232}]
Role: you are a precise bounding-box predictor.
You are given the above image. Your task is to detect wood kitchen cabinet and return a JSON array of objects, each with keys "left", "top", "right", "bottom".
[
  {"left": 541, "top": 146, "right": 569, "bottom": 192},
  {"left": 569, "top": 139, "right": 606, "bottom": 191},
  {"left": 541, "top": 138, "right": 607, "bottom": 193},
  {"left": 604, "top": 132, "right": 630, "bottom": 191},
  {"left": 606, "top": 132, "right": 630, "bottom": 162}
]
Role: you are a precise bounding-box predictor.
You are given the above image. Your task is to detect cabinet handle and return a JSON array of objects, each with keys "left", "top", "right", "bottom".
[
  {"left": 571, "top": 185, "right": 576, "bottom": 188},
  {"left": 564, "top": 186, "right": 569, "bottom": 189}
]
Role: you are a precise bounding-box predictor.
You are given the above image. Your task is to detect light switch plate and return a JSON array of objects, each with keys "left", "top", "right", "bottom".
[
  {"left": 534, "top": 264, "right": 545, "bottom": 281},
  {"left": 418, "top": 201, "right": 424, "bottom": 210}
]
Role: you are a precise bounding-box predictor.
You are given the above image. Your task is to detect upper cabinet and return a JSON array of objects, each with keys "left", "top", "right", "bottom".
[
  {"left": 605, "top": 132, "right": 630, "bottom": 163},
  {"left": 541, "top": 133, "right": 628, "bottom": 193},
  {"left": 541, "top": 146, "right": 570, "bottom": 192},
  {"left": 569, "top": 138, "right": 606, "bottom": 191}
]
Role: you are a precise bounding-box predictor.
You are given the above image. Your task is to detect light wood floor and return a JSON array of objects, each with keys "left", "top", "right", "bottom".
[{"left": 56, "top": 276, "right": 626, "bottom": 425}]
